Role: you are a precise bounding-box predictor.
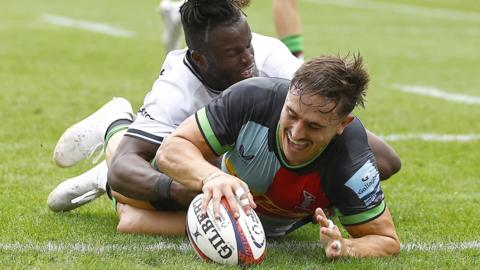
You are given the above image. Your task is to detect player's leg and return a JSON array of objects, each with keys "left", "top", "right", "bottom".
[
  {"left": 116, "top": 203, "right": 186, "bottom": 235},
  {"left": 112, "top": 190, "right": 187, "bottom": 235},
  {"left": 366, "top": 130, "right": 401, "bottom": 180},
  {"left": 47, "top": 160, "right": 108, "bottom": 212},
  {"left": 111, "top": 190, "right": 156, "bottom": 210},
  {"left": 158, "top": 0, "right": 183, "bottom": 53},
  {"left": 48, "top": 98, "right": 134, "bottom": 212},
  {"left": 272, "top": 0, "right": 304, "bottom": 60},
  {"left": 53, "top": 97, "right": 133, "bottom": 167}
]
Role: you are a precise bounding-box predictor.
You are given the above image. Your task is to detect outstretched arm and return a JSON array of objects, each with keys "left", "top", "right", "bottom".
[
  {"left": 157, "top": 115, "right": 255, "bottom": 218},
  {"left": 108, "top": 136, "right": 195, "bottom": 206},
  {"left": 108, "top": 136, "right": 162, "bottom": 200},
  {"left": 315, "top": 207, "right": 400, "bottom": 258}
]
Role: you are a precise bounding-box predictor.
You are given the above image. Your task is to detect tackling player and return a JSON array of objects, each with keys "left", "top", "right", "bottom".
[{"left": 159, "top": 0, "right": 305, "bottom": 60}]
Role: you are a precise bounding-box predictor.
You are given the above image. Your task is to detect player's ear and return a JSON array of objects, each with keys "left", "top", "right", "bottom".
[
  {"left": 336, "top": 114, "right": 354, "bottom": 135},
  {"left": 191, "top": 50, "right": 207, "bottom": 70}
]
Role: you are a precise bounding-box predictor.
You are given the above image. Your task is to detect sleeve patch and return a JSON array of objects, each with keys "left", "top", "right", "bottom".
[{"left": 344, "top": 160, "right": 380, "bottom": 204}]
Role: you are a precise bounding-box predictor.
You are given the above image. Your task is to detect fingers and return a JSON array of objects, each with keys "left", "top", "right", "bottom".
[
  {"left": 315, "top": 208, "right": 331, "bottom": 229},
  {"left": 327, "top": 219, "right": 334, "bottom": 230},
  {"left": 236, "top": 182, "right": 255, "bottom": 215},
  {"left": 201, "top": 174, "right": 255, "bottom": 219},
  {"left": 332, "top": 240, "right": 342, "bottom": 251},
  {"left": 200, "top": 189, "right": 212, "bottom": 216},
  {"left": 325, "top": 240, "right": 343, "bottom": 259},
  {"left": 234, "top": 187, "right": 245, "bottom": 199},
  {"left": 211, "top": 188, "right": 224, "bottom": 219},
  {"left": 320, "top": 221, "right": 338, "bottom": 236}
]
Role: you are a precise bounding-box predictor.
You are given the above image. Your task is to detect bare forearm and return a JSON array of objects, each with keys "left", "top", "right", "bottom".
[
  {"left": 318, "top": 207, "right": 400, "bottom": 258},
  {"left": 342, "top": 234, "right": 400, "bottom": 258},
  {"left": 108, "top": 153, "right": 166, "bottom": 201},
  {"left": 340, "top": 208, "right": 400, "bottom": 258},
  {"left": 157, "top": 136, "right": 219, "bottom": 192}
]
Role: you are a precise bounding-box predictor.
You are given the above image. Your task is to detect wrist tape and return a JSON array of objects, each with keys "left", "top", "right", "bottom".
[{"left": 154, "top": 174, "right": 173, "bottom": 200}]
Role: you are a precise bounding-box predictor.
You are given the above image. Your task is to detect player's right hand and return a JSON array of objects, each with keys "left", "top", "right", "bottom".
[{"left": 201, "top": 172, "right": 256, "bottom": 219}]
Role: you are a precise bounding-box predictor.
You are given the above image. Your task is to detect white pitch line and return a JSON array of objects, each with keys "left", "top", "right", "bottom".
[
  {"left": 392, "top": 85, "right": 480, "bottom": 105},
  {"left": 303, "top": 0, "right": 480, "bottom": 22},
  {"left": 41, "top": 14, "right": 135, "bottom": 38},
  {"left": 402, "top": 241, "right": 480, "bottom": 252},
  {"left": 1, "top": 240, "right": 479, "bottom": 253},
  {"left": 0, "top": 242, "right": 190, "bottom": 254},
  {"left": 381, "top": 134, "right": 480, "bottom": 142}
]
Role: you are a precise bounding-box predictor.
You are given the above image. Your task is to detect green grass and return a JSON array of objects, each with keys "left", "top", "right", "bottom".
[{"left": 1, "top": 0, "right": 480, "bottom": 268}]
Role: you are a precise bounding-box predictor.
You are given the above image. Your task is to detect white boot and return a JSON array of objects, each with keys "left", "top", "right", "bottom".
[
  {"left": 53, "top": 97, "right": 133, "bottom": 167},
  {"left": 47, "top": 160, "right": 108, "bottom": 212},
  {"left": 158, "top": 0, "right": 183, "bottom": 52}
]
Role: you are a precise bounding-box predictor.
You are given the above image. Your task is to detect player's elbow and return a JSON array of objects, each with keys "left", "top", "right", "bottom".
[
  {"left": 378, "top": 152, "right": 402, "bottom": 180},
  {"left": 156, "top": 138, "right": 174, "bottom": 173},
  {"left": 383, "top": 234, "right": 401, "bottom": 257}
]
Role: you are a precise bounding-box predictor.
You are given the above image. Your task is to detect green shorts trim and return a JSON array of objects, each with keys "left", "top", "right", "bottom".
[{"left": 104, "top": 124, "right": 129, "bottom": 151}]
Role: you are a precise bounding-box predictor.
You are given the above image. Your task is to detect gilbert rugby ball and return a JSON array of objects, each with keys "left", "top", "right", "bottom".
[{"left": 186, "top": 193, "right": 266, "bottom": 266}]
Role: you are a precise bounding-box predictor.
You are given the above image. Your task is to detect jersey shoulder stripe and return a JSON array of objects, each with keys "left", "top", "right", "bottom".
[{"left": 196, "top": 107, "right": 232, "bottom": 156}]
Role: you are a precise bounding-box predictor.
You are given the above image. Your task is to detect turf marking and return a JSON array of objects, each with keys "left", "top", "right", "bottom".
[
  {"left": 402, "top": 241, "right": 480, "bottom": 252},
  {"left": 1, "top": 240, "right": 479, "bottom": 254},
  {"left": 393, "top": 85, "right": 480, "bottom": 105},
  {"left": 41, "top": 14, "right": 135, "bottom": 38},
  {"left": 1, "top": 131, "right": 478, "bottom": 156},
  {"left": 381, "top": 134, "right": 480, "bottom": 142},
  {"left": 304, "top": 0, "right": 480, "bottom": 22},
  {"left": 0, "top": 242, "right": 190, "bottom": 253}
]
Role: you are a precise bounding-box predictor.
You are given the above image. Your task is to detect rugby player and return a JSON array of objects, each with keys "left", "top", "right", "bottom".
[
  {"left": 48, "top": 0, "right": 401, "bottom": 235},
  {"left": 159, "top": 0, "right": 304, "bottom": 60},
  {"left": 157, "top": 54, "right": 401, "bottom": 258}
]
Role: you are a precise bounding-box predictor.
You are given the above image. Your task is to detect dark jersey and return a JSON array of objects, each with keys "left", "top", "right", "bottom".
[{"left": 195, "top": 77, "right": 385, "bottom": 236}]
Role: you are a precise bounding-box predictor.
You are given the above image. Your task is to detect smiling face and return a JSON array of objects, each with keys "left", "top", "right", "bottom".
[
  {"left": 195, "top": 17, "right": 258, "bottom": 91},
  {"left": 278, "top": 89, "right": 354, "bottom": 166}
]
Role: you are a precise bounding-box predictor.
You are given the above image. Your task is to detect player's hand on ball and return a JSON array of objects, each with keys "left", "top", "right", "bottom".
[
  {"left": 315, "top": 208, "right": 344, "bottom": 259},
  {"left": 201, "top": 172, "right": 256, "bottom": 219}
]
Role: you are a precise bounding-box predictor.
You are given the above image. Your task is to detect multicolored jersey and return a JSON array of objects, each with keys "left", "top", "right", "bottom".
[
  {"left": 125, "top": 33, "right": 301, "bottom": 145},
  {"left": 196, "top": 77, "right": 385, "bottom": 237}
]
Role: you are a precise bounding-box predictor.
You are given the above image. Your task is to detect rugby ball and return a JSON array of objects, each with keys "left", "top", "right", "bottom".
[{"left": 186, "top": 193, "right": 266, "bottom": 266}]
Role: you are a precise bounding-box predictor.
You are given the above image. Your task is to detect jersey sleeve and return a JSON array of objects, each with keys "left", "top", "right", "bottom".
[
  {"left": 126, "top": 79, "right": 194, "bottom": 145},
  {"left": 252, "top": 33, "right": 302, "bottom": 80},
  {"left": 195, "top": 77, "right": 287, "bottom": 156},
  {"left": 324, "top": 119, "right": 386, "bottom": 226}
]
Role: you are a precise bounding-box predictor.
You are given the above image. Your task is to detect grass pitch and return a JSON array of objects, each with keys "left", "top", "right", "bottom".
[{"left": 1, "top": 0, "right": 479, "bottom": 269}]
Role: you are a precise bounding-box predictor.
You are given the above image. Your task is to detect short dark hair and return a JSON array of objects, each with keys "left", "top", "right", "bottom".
[
  {"left": 290, "top": 53, "right": 370, "bottom": 117},
  {"left": 180, "top": 0, "right": 245, "bottom": 52}
]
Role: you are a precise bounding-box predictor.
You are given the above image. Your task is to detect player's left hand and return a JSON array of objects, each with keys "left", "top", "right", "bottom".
[{"left": 315, "top": 208, "right": 345, "bottom": 259}]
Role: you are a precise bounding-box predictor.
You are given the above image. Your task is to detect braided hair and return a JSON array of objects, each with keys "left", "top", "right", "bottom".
[{"left": 180, "top": 0, "right": 245, "bottom": 52}]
